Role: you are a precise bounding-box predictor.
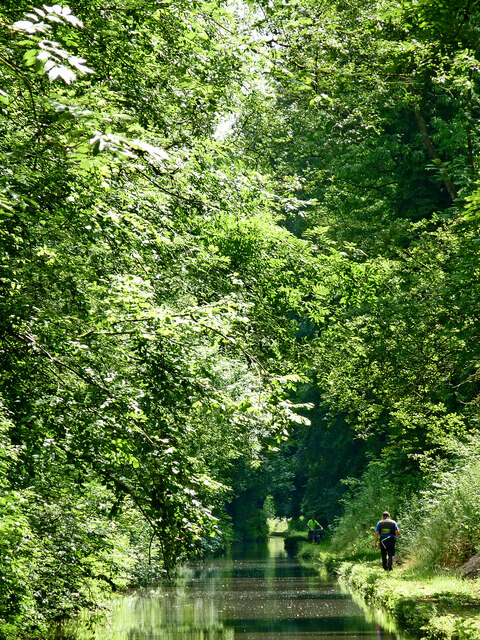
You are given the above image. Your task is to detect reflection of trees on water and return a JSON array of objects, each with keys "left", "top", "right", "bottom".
[
  {"left": 121, "top": 590, "right": 232, "bottom": 640},
  {"left": 126, "top": 625, "right": 233, "bottom": 640},
  {"left": 377, "top": 622, "right": 399, "bottom": 640}
]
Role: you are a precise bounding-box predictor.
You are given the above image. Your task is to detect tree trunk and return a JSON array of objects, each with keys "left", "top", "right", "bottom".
[{"left": 414, "top": 108, "right": 456, "bottom": 202}]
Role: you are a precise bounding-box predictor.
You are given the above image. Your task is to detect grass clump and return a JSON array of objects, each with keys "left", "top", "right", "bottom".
[
  {"left": 337, "top": 559, "right": 480, "bottom": 638},
  {"left": 309, "top": 550, "right": 480, "bottom": 639}
]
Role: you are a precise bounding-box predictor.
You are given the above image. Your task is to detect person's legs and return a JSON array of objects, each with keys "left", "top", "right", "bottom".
[
  {"left": 380, "top": 541, "right": 389, "bottom": 570},
  {"left": 384, "top": 538, "right": 395, "bottom": 570},
  {"left": 308, "top": 530, "right": 314, "bottom": 543}
]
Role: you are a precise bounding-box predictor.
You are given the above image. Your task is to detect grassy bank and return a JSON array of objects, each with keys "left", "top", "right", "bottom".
[
  {"left": 298, "top": 542, "right": 480, "bottom": 640},
  {"left": 273, "top": 520, "right": 309, "bottom": 555}
]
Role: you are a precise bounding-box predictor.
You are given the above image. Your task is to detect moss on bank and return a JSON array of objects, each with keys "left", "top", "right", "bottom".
[{"left": 299, "top": 543, "right": 480, "bottom": 640}]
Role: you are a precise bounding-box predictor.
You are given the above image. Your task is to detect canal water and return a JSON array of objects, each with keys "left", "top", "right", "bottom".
[{"left": 64, "top": 537, "right": 404, "bottom": 640}]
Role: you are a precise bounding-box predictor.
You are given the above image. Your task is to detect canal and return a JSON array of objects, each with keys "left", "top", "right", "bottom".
[{"left": 64, "top": 537, "right": 405, "bottom": 639}]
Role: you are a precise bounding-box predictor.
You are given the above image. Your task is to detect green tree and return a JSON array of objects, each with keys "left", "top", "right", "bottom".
[{"left": 0, "top": 2, "right": 319, "bottom": 634}]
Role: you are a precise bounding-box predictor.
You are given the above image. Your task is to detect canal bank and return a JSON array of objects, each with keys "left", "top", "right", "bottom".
[{"left": 297, "top": 543, "right": 480, "bottom": 640}]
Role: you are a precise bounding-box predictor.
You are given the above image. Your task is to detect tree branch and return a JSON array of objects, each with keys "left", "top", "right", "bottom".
[
  {"left": 11, "top": 330, "right": 111, "bottom": 393},
  {"left": 413, "top": 108, "right": 456, "bottom": 202},
  {"left": 0, "top": 53, "right": 40, "bottom": 135}
]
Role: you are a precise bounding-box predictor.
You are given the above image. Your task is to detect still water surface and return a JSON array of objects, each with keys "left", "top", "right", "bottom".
[{"left": 66, "top": 538, "right": 404, "bottom": 640}]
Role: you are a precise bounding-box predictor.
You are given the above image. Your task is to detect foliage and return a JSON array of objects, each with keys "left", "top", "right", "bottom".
[{"left": 0, "top": 1, "right": 318, "bottom": 635}]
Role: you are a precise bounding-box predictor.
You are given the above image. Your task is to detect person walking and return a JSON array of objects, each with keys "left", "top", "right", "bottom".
[
  {"left": 374, "top": 511, "right": 399, "bottom": 570},
  {"left": 307, "top": 516, "right": 323, "bottom": 542}
]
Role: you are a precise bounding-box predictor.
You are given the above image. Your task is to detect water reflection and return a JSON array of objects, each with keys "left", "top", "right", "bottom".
[{"left": 62, "top": 538, "right": 404, "bottom": 640}]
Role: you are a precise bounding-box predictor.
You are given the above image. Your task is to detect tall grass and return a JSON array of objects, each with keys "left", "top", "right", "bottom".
[
  {"left": 406, "top": 457, "right": 480, "bottom": 570},
  {"left": 331, "top": 459, "right": 409, "bottom": 555}
]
